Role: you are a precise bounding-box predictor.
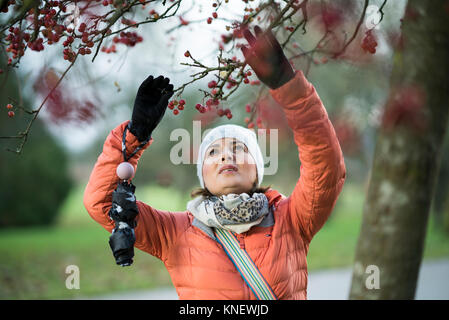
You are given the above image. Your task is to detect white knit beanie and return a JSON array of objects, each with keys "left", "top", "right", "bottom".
[{"left": 197, "top": 124, "right": 264, "bottom": 189}]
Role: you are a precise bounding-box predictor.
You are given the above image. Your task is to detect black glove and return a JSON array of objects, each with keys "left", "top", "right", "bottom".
[
  {"left": 241, "top": 26, "right": 295, "bottom": 90},
  {"left": 129, "top": 75, "right": 174, "bottom": 142}
]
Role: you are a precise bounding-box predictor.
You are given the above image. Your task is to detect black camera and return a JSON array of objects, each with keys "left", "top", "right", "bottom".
[{"left": 108, "top": 181, "right": 138, "bottom": 267}]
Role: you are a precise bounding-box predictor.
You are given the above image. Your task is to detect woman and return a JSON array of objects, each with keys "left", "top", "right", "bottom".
[{"left": 83, "top": 26, "right": 346, "bottom": 300}]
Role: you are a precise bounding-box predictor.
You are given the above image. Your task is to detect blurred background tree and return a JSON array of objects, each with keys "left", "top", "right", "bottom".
[
  {"left": 0, "top": 66, "right": 73, "bottom": 227},
  {"left": 349, "top": 0, "right": 449, "bottom": 299}
]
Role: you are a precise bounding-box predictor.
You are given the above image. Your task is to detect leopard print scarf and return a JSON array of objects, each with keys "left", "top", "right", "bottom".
[{"left": 187, "top": 192, "right": 270, "bottom": 234}]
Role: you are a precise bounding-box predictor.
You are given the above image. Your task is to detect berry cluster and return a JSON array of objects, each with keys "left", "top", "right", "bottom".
[
  {"left": 243, "top": 104, "right": 265, "bottom": 129},
  {"left": 101, "top": 44, "right": 117, "bottom": 54},
  {"left": 361, "top": 30, "right": 378, "bottom": 54},
  {"left": 112, "top": 32, "right": 143, "bottom": 47},
  {"left": 2, "top": 0, "right": 150, "bottom": 66},
  {"left": 5, "top": 103, "right": 14, "bottom": 118},
  {"left": 208, "top": 80, "right": 217, "bottom": 88},
  {"left": 217, "top": 108, "right": 233, "bottom": 119},
  {"left": 207, "top": 8, "right": 219, "bottom": 24},
  {"left": 168, "top": 99, "right": 185, "bottom": 115},
  {"left": 62, "top": 47, "right": 76, "bottom": 61},
  {"left": 5, "top": 27, "right": 30, "bottom": 59},
  {"left": 4, "top": 0, "right": 70, "bottom": 64},
  {"left": 195, "top": 103, "right": 207, "bottom": 113}
]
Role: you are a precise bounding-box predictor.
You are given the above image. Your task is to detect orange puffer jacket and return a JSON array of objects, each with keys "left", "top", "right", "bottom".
[{"left": 83, "top": 70, "right": 346, "bottom": 300}]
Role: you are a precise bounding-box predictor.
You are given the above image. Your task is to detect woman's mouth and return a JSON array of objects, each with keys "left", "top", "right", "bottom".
[{"left": 219, "top": 165, "right": 238, "bottom": 174}]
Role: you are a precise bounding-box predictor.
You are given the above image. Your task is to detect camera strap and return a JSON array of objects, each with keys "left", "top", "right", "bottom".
[
  {"left": 214, "top": 228, "right": 277, "bottom": 300},
  {"left": 122, "top": 121, "right": 150, "bottom": 162}
]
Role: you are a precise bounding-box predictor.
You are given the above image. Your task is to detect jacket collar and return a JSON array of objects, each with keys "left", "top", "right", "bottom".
[{"left": 265, "top": 188, "right": 285, "bottom": 208}]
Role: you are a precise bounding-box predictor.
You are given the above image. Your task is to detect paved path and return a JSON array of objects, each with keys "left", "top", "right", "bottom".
[{"left": 91, "top": 258, "right": 449, "bottom": 300}]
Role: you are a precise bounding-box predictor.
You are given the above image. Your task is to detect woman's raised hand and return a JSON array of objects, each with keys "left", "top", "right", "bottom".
[
  {"left": 241, "top": 26, "right": 295, "bottom": 90},
  {"left": 129, "top": 75, "right": 174, "bottom": 142}
]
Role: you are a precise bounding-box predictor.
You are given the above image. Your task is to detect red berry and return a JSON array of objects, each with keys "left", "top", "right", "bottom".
[
  {"left": 247, "top": 122, "right": 254, "bottom": 128},
  {"left": 212, "top": 12, "right": 218, "bottom": 19},
  {"left": 208, "top": 80, "right": 217, "bottom": 88},
  {"left": 8, "top": 110, "right": 14, "bottom": 117},
  {"left": 217, "top": 109, "right": 224, "bottom": 116},
  {"left": 6, "top": 103, "right": 13, "bottom": 110},
  {"left": 78, "top": 23, "right": 86, "bottom": 32},
  {"left": 361, "top": 30, "right": 378, "bottom": 54},
  {"left": 206, "top": 99, "right": 213, "bottom": 107},
  {"left": 173, "top": 109, "right": 179, "bottom": 115},
  {"left": 245, "top": 104, "right": 251, "bottom": 113},
  {"left": 244, "top": 117, "right": 250, "bottom": 123},
  {"left": 179, "top": 99, "right": 185, "bottom": 105},
  {"left": 226, "top": 113, "right": 232, "bottom": 119},
  {"left": 178, "top": 104, "right": 184, "bottom": 110},
  {"left": 184, "top": 51, "right": 190, "bottom": 57},
  {"left": 207, "top": 17, "right": 213, "bottom": 24}
]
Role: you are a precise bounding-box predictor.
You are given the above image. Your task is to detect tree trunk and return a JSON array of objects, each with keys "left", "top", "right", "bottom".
[
  {"left": 431, "top": 126, "right": 449, "bottom": 231},
  {"left": 349, "top": 0, "right": 449, "bottom": 299}
]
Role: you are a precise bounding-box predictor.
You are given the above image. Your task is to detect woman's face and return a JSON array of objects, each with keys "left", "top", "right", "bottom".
[{"left": 202, "top": 137, "right": 257, "bottom": 197}]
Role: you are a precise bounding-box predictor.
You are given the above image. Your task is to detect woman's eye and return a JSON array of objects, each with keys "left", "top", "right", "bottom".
[
  {"left": 234, "top": 144, "right": 244, "bottom": 151},
  {"left": 208, "top": 148, "right": 216, "bottom": 156}
]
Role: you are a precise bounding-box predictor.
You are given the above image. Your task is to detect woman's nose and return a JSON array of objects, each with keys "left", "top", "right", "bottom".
[{"left": 220, "top": 147, "right": 234, "bottom": 162}]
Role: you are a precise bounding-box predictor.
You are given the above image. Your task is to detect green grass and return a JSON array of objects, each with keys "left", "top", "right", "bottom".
[
  {"left": 0, "top": 182, "right": 448, "bottom": 299},
  {"left": 307, "top": 183, "right": 449, "bottom": 270}
]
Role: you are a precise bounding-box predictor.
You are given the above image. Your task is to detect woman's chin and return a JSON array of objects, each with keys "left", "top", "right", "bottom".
[
  {"left": 215, "top": 183, "right": 249, "bottom": 195},
  {"left": 217, "top": 175, "right": 240, "bottom": 185}
]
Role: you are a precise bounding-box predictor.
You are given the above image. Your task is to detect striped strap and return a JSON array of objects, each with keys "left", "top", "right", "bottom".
[{"left": 214, "top": 228, "right": 277, "bottom": 300}]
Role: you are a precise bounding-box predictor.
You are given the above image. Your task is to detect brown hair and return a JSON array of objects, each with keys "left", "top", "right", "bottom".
[{"left": 190, "top": 180, "right": 271, "bottom": 198}]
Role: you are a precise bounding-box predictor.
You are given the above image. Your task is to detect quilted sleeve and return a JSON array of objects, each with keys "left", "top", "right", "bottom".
[
  {"left": 83, "top": 120, "right": 184, "bottom": 261},
  {"left": 269, "top": 70, "right": 346, "bottom": 244}
]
